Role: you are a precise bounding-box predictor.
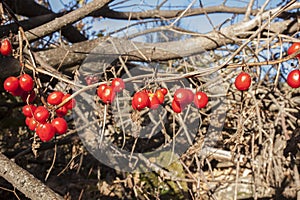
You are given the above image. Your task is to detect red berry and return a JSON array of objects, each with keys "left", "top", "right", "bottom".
[
  {"left": 47, "top": 91, "right": 64, "bottom": 105},
  {"left": 34, "top": 106, "right": 49, "bottom": 123},
  {"left": 22, "top": 104, "right": 37, "bottom": 117},
  {"left": 111, "top": 78, "right": 125, "bottom": 93},
  {"left": 101, "top": 85, "right": 115, "bottom": 104},
  {"left": 148, "top": 93, "right": 160, "bottom": 110},
  {"left": 51, "top": 117, "right": 68, "bottom": 135},
  {"left": 0, "top": 39, "right": 12, "bottom": 56},
  {"left": 11, "top": 86, "right": 24, "bottom": 96},
  {"left": 193, "top": 92, "right": 208, "bottom": 109},
  {"left": 97, "top": 83, "right": 107, "bottom": 99},
  {"left": 234, "top": 72, "right": 251, "bottom": 91},
  {"left": 155, "top": 89, "right": 165, "bottom": 104},
  {"left": 62, "top": 94, "right": 76, "bottom": 110},
  {"left": 19, "top": 74, "right": 34, "bottom": 92},
  {"left": 287, "top": 69, "right": 300, "bottom": 88},
  {"left": 36, "top": 123, "right": 55, "bottom": 142},
  {"left": 27, "top": 117, "right": 38, "bottom": 131},
  {"left": 160, "top": 88, "right": 168, "bottom": 95},
  {"left": 21, "top": 90, "right": 36, "bottom": 103},
  {"left": 56, "top": 105, "right": 68, "bottom": 117},
  {"left": 287, "top": 42, "right": 300, "bottom": 59},
  {"left": 132, "top": 91, "right": 150, "bottom": 111},
  {"left": 172, "top": 100, "right": 182, "bottom": 113},
  {"left": 25, "top": 117, "right": 31, "bottom": 126},
  {"left": 174, "top": 88, "right": 194, "bottom": 105},
  {"left": 3, "top": 76, "right": 19, "bottom": 92}
]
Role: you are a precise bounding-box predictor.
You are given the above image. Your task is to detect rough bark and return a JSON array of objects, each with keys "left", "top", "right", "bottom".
[{"left": 0, "top": 152, "right": 64, "bottom": 200}]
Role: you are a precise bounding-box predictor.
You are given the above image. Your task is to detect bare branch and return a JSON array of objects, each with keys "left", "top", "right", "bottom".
[
  {"left": 0, "top": 152, "right": 64, "bottom": 200},
  {"left": 25, "top": 0, "right": 112, "bottom": 41}
]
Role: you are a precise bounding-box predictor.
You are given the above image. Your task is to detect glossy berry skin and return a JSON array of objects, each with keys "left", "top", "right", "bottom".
[
  {"left": 3, "top": 76, "right": 19, "bottom": 92},
  {"left": 22, "top": 104, "right": 37, "bottom": 117},
  {"left": 287, "top": 69, "right": 300, "bottom": 88},
  {"left": 174, "top": 88, "right": 194, "bottom": 105},
  {"left": 47, "top": 91, "right": 64, "bottom": 105},
  {"left": 172, "top": 100, "right": 182, "bottom": 113},
  {"left": 155, "top": 90, "right": 165, "bottom": 104},
  {"left": 97, "top": 83, "right": 107, "bottom": 99},
  {"left": 112, "top": 78, "right": 125, "bottom": 92},
  {"left": 36, "top": 123, "right": 55, "bottom": 142},
  {"left": 101, "top": 86, "right": 115, "bottom": 104},
  {"left": 56, "top": 105, "right": 68, "bottom": 117},
  {"left": 51, "top": 117, "right": 68, "bottom": 135},
  {"left": 34, "top": 106, "right": 49, "bottom": 123},
  {"left": 287, "top": 42, "right": 300, "bottom": 59},
  {"left": 132, "top": 91, "right": 150, "bottom": 111},
  {"left": 160, "top": 88, "right": 168, "bottom": 95},
  {"left": 193, "top": 92, "right": 208, "bottom": 109},
  {"left": 0, "top": 39, "right": 12, "bottom": 56},
  {"left": 148, "top": 93, "right": 160, "bottom": 110},
  {"left": 234, "top": 72, "right": 251, "bottom": 91},
  {"left": 19, "top": 74, "right": 34, "bottom": 92},
  {"left": 62, "top": 94, "right": 76, "bottom": 110},
  {"left": 27, "top": 117, "right": 38, "bottom": 131}
]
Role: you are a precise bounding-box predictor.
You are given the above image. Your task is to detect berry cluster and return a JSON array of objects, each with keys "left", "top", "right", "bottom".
[
  {"left": 97, "top": 78, "right": 125, "bottom": 104},
  {"left": 4, "top": 74, "right": 35, "bottom": 102},
  {"left": 3, "top": 74, "right": 76, "bottom": 142},
  {"left": 96, "top": 78, "right": 209, "bottom": 113}
]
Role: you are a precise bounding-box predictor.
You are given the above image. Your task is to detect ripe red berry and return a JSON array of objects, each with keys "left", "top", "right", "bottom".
[
  {"left": 193, "top": 91, "right": 208, "bottom": 109},
  {"left": 111, "top": 78, "right": 125, "bottom": 93},
  {"left": 27, "top": 117, "right": 38, "bottom": 131},
  {"left": 56, "top": 105, "right": 68, "bottom": 117},
  {"left": 62, "top": 94, "right": 76, "bottom": 110},
  {"left": 36, "top": 123, "right": 55, "bottom": 142},
  {"left": 25, "top": 117, "right": 31, "bottom": 126},
  {"left": 287, "top": 69, "right": 300, "bottom": 88},
  {"left": 47, "top": 91, "right": 64, "bottom": 105},
  {"left": 51, "top": 117, "right": 68, "bottom": 135},
  {"left": 10, "top": 86, "right": 24, "bottom": 96},
  {"left": 132, "top": 91, "right": 150, "bottom": 111},
  {"left": 22, "top": 104, "right": 37, "bottom": 117},
  {"left": 234, "top": 72, "right": 251, "bottom": 91},
  {"left": 0, "top": 39, "right": 12, "bottom": 56},
  {"left": 155, "top": 89, "right": 165, "bottom": 104},
  {"left": 101, "top": 85, "right": 115, "bottom": 104},
  {"left": 34, "top": 106, "right": 49, "bottom": 123},
  {"left": 287, "top": 42, "right": 300, "bottom": 59},
  {"left": 97, "top": 83, "right": 107, "bottom": 99},
  {"left": 19, "top": 74, "right": 34, "bottom": 92},
  {"left": 172, "top": 100, "right": 182, "bottom": 113},
  {"left": 148, "top": 93, "right": 160, "bottom": 110},
  {"left": 3, "top": 76, "right": 19, "bottom": 92},
  {"left": 174, "top": 88, "right": 194, "bottom": 105},
  {"left": 160, "top": 88, "right": 168, "bottom": 95}
]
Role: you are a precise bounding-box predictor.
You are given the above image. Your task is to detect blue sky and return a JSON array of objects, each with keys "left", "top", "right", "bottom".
[{"left": 48, "top": 0, "right": 282, "bottom": 37}]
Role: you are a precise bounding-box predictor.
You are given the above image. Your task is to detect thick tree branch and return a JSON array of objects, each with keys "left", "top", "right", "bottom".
[
  {"left": 24, "top": 0, "right": 111, "bottom": 41},
  {"left": 4, "top": 0, "right": 87, "bottom": 43},
  {"left": 36, "top": 16, "right": 298, "bottom": 69},
  {"left": 0, "top": 152, "right": 64, "bottom": 200}
]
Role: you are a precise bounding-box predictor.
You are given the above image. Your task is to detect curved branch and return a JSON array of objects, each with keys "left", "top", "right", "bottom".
[
  {"left": 0, "top": 152, "right": 64, "bottom": 200},
  {"left": 92, "top": 3, "right": 300, "bottom": 20},
  {"left": 4, "top": 0, "right": 87, "bottom": 43},
  {"left": 24, "top": 0, "right": 111, "bottom": 41}
]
